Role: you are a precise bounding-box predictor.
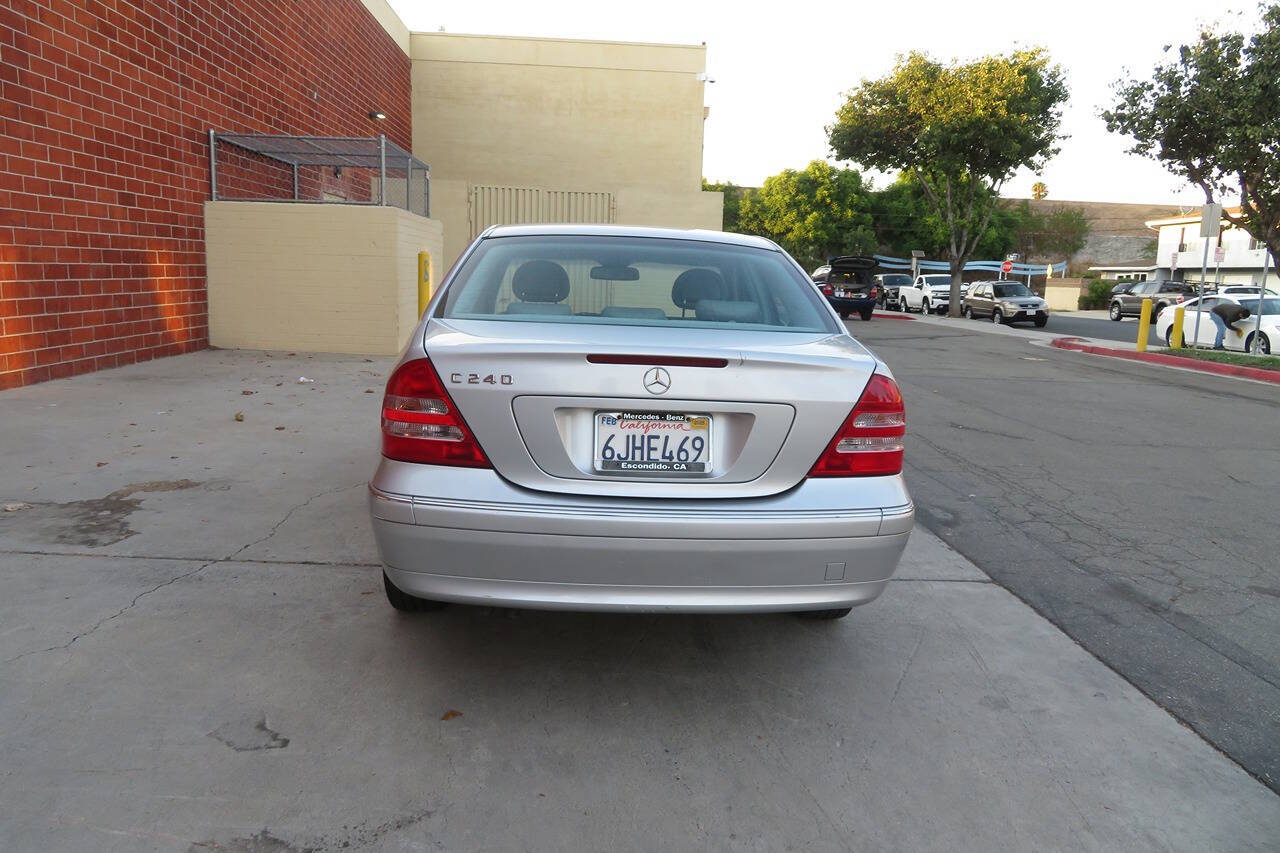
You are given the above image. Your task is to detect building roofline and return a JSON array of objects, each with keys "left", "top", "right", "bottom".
[
  {"left": 1145, "top": 206, "right": 1243, "bottom": 228},
  {"left": 409, "top": 31, "right": 706, "bottom": 52}
]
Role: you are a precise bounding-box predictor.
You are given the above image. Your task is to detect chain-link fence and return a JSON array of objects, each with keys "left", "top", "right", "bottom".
[{"left": 209, "top": 132, "right": 429, "bottom": 217}]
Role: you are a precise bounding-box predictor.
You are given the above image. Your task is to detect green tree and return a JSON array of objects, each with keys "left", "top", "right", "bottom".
[
  {"left": 828, "top": 49, "right": 1069, "bottom": 314},
  {"left": 702, "top": 178, "right": 749, "bottom": 233},
  {"left": 1012, "top": 203, "right": 1091, "bottom": 260},
  {"left": 1103, "top": 4, "right": 1280, "bottom": 269},
  {"left": 871, "top": 173, "right": 1023, "bottom": 260},
  {"left": 736, "top": 161, "right": 876, "bottom": 270}
]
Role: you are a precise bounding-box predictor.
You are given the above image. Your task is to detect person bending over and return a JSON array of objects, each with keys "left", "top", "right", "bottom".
[{"left": 1209, "top": 301, "right": 1251, "bottom": 350}]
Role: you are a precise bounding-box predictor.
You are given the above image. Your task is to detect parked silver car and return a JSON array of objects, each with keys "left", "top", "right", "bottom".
[{"left": 369, "top": 225, "right": 913, "bottom": 618}]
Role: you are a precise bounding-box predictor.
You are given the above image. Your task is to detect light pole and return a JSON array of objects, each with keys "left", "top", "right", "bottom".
[{"left": 1191, "top": 203, "right": 1221, "bottom": 350}]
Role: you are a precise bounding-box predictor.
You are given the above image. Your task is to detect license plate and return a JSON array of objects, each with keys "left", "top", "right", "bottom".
[
  {"left": 835, "top": 290, "right": 849, "bottom": 298},
  {"left": 594, "top": 412, "right": 712, "bottom": 475}
]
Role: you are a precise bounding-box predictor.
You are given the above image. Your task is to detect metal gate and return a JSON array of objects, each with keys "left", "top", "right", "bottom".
[{"left": 470, "top": 185, "right": 614, "bottom": 237}]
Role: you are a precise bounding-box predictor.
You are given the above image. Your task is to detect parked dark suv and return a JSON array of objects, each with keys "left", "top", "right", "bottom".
[
  {"left": 1110, "top": 280, "right": 1195, "bottom": 321},
  {"left": 811, "top": 256, "right": 878, "bottom": 321},
  {"left": 874, "top": 273, "right": 913, "bottom": 311}
]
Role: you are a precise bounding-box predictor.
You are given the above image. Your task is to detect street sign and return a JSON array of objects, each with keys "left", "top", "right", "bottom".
[
  {"left": 1171, "top": 251, "right": 1178, "bottom": 272},
  {"left": 1001, "top": 260, "right": 1013, "bottom": 273},
  {"left": 1200, "top": 203, "right": 1223, "bottom": 239},
  {"left": 1214, "top": 245, "right": 1225, "bottom": 264}
]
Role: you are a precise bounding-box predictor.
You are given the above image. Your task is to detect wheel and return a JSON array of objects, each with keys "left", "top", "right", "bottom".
[
  {"left": 1165, "top": 327, "right": 1174, "bottom": 347},
  {"left": 921, "top": 299, "right": 930, "bottom": 314},
  {"left": 1109, "top": 302, "right": 1122, "bottom": 321},
  {"left": 895, "top": 299, "right": 905, "bottom": 312},
  {"left": 1034, "top": 316, "right": 1048, "bottom": 328},
  {"left": 839, "top": 310, "right": 851, "bottom": 319},
  {"left": 797, "top": 607, "right": 853, "bottom": 620},
  {"left": 383, "top": 571, "right": 447, "bottom": 612},
  {"left": 992, "top": 308, "right": 1004, "bottom": 325},
  {"left": 1245, "top": 331, "right": 1271, "bottom": 355},
  {"left": 859, "top": 308, "right": 873, "bottom": 321},
  {"left": 961, "top": 305, "right": 972, "bottom": 319}
]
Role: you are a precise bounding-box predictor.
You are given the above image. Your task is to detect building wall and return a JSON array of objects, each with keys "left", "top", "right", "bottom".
[
  {"left": 0, "top": 0, "right": 412, "bottom": 389},
  {"left": 410, "top": 33, "right": 723, "bottom": 267},
  {"left": 206, "top": 202, "right": 440, "bottom": 355},
  {"left": 1155, "top": 222, "right": 1278, "bottom": 287}
]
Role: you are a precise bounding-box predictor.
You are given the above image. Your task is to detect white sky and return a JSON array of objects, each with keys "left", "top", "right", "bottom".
[{"left": 388, "top": 0, "right": 1257, "bottom": 206}]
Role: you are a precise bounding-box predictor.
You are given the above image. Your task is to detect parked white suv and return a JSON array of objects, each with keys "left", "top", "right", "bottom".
[{"left": 901, "top": 274, "right": 966, "bottom": 314}]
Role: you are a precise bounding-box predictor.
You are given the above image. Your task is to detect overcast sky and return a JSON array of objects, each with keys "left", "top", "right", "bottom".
[{"left": 389, "top": 0, "right": 1258, "bottom": 206}]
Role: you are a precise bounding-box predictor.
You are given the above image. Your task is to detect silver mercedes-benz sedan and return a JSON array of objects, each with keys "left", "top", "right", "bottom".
[{"left": 369, "top": 225, "right": 913, "bottom": 618}]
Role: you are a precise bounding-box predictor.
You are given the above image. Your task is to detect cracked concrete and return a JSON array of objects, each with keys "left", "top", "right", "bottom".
[
  {"left": 855, "top": 319, "right": 1280, "bottom": 792},
  {"left": 0, "top": 349, "right": 1277, "bottom": 851}
]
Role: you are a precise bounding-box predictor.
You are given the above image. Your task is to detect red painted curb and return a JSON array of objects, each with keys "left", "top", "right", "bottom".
[
  {"left": 1049, "top": 337, "right": 1280, "bottom": 384},
  {"left": 869, "top": 312, "right": 914, "bottom": 320}
]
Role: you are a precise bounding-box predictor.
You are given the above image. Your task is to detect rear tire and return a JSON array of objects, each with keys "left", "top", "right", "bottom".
[
  {"left": 961, "top": 305, "right": 972, "bottom": 319},
  {"left": 859, "top": 307, "right": 873, "bottom": 321},
  {"left": 1109, "top": 302, "right": 1123, "bottom": 321},
  {"left": 798, "top": 607, "right": 853, "bottom": 620},
  {"left": 383, "top": 571, "right": 447, "bottom": 612},
  {"left": 839, "top": 310, "right": 851, "bottom": 319}
]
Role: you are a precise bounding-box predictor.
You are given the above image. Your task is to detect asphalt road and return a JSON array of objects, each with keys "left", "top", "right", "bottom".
[
  {"left": 855, "top": 318, "right": 1280, "bottom": 792},
  {"left": 1042, "top": 312, "right": 1163, "bottom": 347}
]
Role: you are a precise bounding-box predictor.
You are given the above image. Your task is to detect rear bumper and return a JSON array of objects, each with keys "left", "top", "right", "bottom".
[
  {"left": 826, "top": 296, "right": 876, "bottom": 312},
  {"left": 369, "top": 462, "right": 913, "bottom": 612}
]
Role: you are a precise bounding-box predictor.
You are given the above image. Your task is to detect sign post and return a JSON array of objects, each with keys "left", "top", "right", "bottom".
[
  {"left": 1248, "top": 251, "right": 1270, "bottom": 355},
  {"left": 1191, "top": 203, "right": 1221, "bottom": 349}
]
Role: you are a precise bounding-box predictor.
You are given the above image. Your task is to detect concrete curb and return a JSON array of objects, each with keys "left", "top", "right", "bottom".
[
  {"left": 869, "top": 311, "right": 914, "bottom": 321},
  {"left": 1049, "top": 337, "right": 1280, "bottom": 385}
]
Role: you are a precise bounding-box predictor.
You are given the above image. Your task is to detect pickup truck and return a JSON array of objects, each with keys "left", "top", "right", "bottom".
[
  {"left": 810, "top": 256, "right": 878, "bottom": 321},
  {"left": 874, "top": 273, "right": 914, "bottom": 311},
  {"left": 900, "top": 274, "right": 967, "bottom": 314}
]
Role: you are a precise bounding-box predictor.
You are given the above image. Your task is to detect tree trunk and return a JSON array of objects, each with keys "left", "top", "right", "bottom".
[{"left": 947, "top": 254, "right": 965, "bottom": 317}]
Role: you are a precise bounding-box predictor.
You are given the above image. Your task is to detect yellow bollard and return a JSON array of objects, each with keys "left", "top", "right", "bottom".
[
  {"left": 417, "top": 251, "right": 432, "bottom": 318},
  {"left": 1136, "top": 297, "right": 1153, "bottom": 352},
  {"left": 1170, "top": 305, "right": 1185, "bottom": 349}
]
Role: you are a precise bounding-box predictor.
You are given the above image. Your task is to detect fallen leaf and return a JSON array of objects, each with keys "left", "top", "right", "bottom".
[
  {"left": 364, "top": 388, "right": 375, "bottom": 394},
  {"left": 241, "top": 389, "right": 255, "bottom": 395},
  {"left": 96, "top": 461, "right": 108, "bottom": 467},
  {"left": 440, "top": 709, "right": 462, "bottom": 721},
  {"left": 275, "top": 426, "right": 286, "bottom": 431},
  {"left": 234, "top": 412, "right": 245, "bottom": 422}
]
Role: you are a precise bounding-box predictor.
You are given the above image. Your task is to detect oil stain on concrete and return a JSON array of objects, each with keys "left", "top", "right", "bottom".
[
  {"left": 208, "top": 714, "right": 290, "bottom": 752},
  {"left": 0, "top": 479, "right": 198, "bottom": 547}
]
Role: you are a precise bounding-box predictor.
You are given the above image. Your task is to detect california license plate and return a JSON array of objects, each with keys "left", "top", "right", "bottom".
[{"left": 594, "top": 412, "right": 712, "bottom": 474}]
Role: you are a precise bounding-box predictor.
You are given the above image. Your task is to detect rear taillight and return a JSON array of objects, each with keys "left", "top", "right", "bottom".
[
  {"left": 807, "top": 374, "right": 906, "bottom": 477},
  {"left": 381, "top": 358, "right": 490, "bottom": 467},
  {"left": 822, "top": 285, "right": 833, "bottom": 296}
]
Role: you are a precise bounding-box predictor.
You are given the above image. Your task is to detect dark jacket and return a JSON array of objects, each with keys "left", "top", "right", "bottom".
[{"left": 1213, "top": 302, "right": 1251, "bottom": 327}]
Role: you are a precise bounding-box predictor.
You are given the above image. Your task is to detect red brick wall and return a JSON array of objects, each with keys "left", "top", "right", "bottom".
[{"left": 0, "top": 0, "right": 412, "bottom": 389}]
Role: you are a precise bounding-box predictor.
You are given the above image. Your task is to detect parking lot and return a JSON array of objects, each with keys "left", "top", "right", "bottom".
[{"left": 2, "top": 346, "right": 1278, "bottom": 851}]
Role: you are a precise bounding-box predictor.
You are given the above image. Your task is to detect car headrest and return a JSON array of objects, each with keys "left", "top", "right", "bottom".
[
  {"left": 671, "top": 268, "right": 724, "bottom": 309},
  {"left": 694, "top": 299, "right": 762, "bottom": 324},
  {"left": 512, "top": 260, "right": 570, "bottom": 303}
]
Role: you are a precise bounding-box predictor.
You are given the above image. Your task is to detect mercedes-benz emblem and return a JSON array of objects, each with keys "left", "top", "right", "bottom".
[{"left": 643, "top": 367, "right": 671, "bottom": 395}]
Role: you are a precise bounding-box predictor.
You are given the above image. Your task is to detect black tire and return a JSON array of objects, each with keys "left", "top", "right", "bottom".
[
  {"left": 1034, "top": 316, "right": 1048, "bottom": 328},
  {"left": 1165, "top": 327, "right": 1174, "bottom": 347},
  {"left": 383, "top": 571, "right": 447, "bottom": 612},
  {"left": 1245, "top": 331, "right": 1272, "bottom": 355},
  {"left": 921, "top": 299, "right": 930, "bottom": 314},
  {"left": 839, "top": 310, "right": 850, "bottom": 319},
  {"left": 798, "top": 607, "right": 854, "bottom": 620},
  {"left": 961, "top": 305, "right": 972, "bottom": 319},
  {"left": 859, "top": 308, "right": 873, "bottom": 321},
  {"left": 992, "top": 308, "right": 1004, "bottom": 325},
  {"left": 1109, "top": 302, "right": 1123, "bottom": 321}
]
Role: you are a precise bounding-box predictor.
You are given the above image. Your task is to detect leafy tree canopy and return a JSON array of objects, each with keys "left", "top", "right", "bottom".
[
  {"left": 736, "top": 161, "right": 876, "bottom": 270},
  {"left": 1102, "top": 3, "right": 1280, "bottom": 265},
  {"left": 702, "top": 179, "right": 748, "bottom": 233},
  {"left": 828, "top": 49, "right": 1068, "bottom": 312}
]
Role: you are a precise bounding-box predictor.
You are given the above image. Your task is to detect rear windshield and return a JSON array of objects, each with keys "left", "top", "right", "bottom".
[
  {"left": 993, "top": 283, "right": 1033, "bottom": 297},
  {"left": 441, "top": 235, "right": 840, "bottom": 333}
]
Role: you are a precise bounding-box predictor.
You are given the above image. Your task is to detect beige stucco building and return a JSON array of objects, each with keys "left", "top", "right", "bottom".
[
  {"left": 206, "top": 8, "right": 722, "bottom": 356},
  {"left": 411, "top": 32, "right": 724, "bottom": 267}
]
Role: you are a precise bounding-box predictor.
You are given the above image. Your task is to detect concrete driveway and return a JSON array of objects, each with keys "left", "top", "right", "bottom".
[{"left": 1, "top": 351, "right": 1276, "bottom": 851}]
